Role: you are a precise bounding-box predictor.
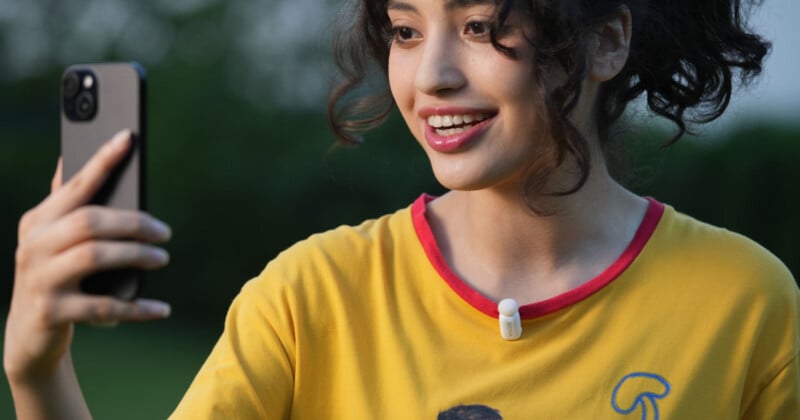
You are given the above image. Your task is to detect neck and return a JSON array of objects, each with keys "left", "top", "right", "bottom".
[{"left": 426, "top": 158, "right": 648, "bottom": 304}]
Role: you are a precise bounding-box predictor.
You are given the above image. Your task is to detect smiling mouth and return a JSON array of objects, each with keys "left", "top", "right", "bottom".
[{"left": 427, "top": 113, "right": 494, "bottom": 136}]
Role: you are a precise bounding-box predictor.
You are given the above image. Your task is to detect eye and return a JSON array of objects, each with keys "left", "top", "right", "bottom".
[
  {"left": 391, "top": 25, "right": 420, "bottom": 44},
  {"left": 464, "top": 20, "right": 491, "bottom": 38}
]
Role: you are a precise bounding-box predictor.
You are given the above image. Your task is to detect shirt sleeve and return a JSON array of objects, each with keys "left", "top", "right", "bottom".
[
  {"left": 741, "top": 354, "right": 800, "bottom": 419},
  {"left": 168, "top": 276, "right": 296, "bottom": 420}
]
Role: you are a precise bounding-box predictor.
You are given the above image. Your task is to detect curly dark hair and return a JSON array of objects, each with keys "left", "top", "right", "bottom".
[{"left": 326, "top": 0, "right": 770, "bottom": 197}]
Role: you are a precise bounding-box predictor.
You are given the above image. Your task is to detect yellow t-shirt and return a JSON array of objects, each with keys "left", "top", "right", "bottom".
[{"left": 170, "top": 195, "right": 799, "bottom": 419}]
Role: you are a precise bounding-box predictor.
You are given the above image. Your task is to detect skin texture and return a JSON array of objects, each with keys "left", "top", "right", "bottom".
[{"left": 4, "top": 131, "right": 172, "bottom": 419}]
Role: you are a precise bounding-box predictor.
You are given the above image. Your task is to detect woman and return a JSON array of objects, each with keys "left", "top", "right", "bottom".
[{"left": 5, "top": 0, "right": 798, "bottom": 418}]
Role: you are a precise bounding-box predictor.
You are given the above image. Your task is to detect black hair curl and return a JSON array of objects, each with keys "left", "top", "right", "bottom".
[{"left": 326, "top": 0, "right": 770, "bottom": 197}]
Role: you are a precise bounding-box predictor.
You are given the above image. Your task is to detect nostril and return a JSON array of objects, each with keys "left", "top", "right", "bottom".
[{"left": 415, "top": 55, "right": 467, "bottom": 95}]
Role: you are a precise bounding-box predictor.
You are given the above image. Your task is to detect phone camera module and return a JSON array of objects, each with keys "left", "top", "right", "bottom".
[
  {"left": 63, "top": 69, "right": 98, "bottom": 121},
  {"left": 63, "top": 72, "right": 81, "bottom": 98},
  {"left": 75, "top": 92, "right": 96, "bottom": 120}
]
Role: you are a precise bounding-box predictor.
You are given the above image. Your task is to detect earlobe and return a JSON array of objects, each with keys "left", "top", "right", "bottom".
[{"left": 588, "top": 7, "right": 632, "bottom": 82}]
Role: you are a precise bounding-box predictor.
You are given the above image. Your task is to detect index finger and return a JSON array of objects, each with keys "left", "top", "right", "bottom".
[{"left": 36, "top": 130, "right": 132, "bottom": 225}]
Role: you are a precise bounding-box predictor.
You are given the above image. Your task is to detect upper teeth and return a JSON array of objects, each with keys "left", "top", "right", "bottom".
[{"left": 427, "top": 113, "right": 488, "bottom": 128}]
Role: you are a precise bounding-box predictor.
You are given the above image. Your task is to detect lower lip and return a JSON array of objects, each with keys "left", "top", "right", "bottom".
[{"left": 424, "top": 117, "right": 494, "bottom": 153}]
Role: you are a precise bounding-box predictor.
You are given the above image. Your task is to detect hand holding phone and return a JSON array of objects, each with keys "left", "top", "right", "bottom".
[
  {"left": 4, "top": 130, "right": 171, "bottom": 414},
  {"left": 4, "top": 62, "right": 171, "bottom": 417},
  {"left": 61, "top": 62, "right": 148, "bottom": 299}
]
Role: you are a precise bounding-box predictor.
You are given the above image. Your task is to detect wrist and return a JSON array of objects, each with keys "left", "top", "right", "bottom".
[{"left": 5, "top": 352, "right": 67, "bottom": 388}]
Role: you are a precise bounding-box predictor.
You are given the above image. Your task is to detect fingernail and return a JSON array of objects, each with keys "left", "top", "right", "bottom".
[
  {"left": 151, "top": 247, "right": 170, "bottom": 264},
  {"left": 139, "top": 300, "right": 171, "bottom": 318},
  {"left": 151, "top": 219, "right": 172, "bottom": 240},
  {"left": 109, "top": 130, "right": 131, "bottom": 149}
]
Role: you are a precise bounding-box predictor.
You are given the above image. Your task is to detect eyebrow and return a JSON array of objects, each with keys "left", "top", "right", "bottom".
[{"left": 387, "top": 0, "right": 495, "bottom": 12}]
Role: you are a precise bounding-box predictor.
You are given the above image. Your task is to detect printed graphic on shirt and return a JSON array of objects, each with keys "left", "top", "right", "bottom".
[
  {"left": 611, "top": 372, "right": 671, "bottom": 420},
  {"left": 438, "top": 404, "right": 502, "bottom": 419}
]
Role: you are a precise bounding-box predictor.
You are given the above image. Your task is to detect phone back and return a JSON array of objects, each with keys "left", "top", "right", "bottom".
[
  {"left": 61, "top": 62, "right": 146, "bottom": 211},
  {"left": 61, "top": 62, "right": 146, "bottom": 299}
]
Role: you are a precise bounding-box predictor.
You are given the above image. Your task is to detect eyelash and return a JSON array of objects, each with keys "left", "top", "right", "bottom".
[
  {"left": 391, "top": 26, "right": 419, "bottom": 44},
  {"left": 464, "top": 20, "right": 492, "bottom": 38},
  {"left": 390, "top": 20, "right": 494, "bottom": 46}
]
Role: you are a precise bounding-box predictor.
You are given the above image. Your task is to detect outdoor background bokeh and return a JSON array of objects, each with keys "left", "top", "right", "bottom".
[{"left": 1, "top": 0, "right": 798, "bottom": 418}]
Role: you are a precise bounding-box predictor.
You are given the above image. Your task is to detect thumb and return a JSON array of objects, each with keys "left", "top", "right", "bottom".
[{"left": 51, "top": 158, "right": 63, "bottom": 192}]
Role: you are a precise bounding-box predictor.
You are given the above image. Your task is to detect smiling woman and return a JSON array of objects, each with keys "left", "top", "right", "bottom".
[
  {"left": 330, "top": 0, "right": 771, "bottom": 200},
  {"left": 386, "top": 0, "right": 551, "bottom": 193},
  {"left": 4, "top": 0, "right": 799, "bottom": 419}
]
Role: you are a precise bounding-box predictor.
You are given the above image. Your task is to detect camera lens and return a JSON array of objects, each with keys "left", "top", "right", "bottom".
[
  {"left": 75, "top": 91, "right": 96, "bottom": 120},
  {"left": 63, "top": 72, "right": 80, "bottom": 98}
]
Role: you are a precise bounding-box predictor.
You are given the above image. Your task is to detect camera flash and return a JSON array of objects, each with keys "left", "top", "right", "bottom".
[{"left": 83, "top": 75, "right": 94, "bottom": 89}]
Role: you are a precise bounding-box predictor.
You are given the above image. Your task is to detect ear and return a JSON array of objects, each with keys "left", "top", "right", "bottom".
[{"left": 588, "top": 7, "right": 632, "bottom": 82}]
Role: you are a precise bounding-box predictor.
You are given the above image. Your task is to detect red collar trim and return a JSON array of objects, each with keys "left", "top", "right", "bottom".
[{"left": 411, "top": 194, "right": 665, "bottom": 319}]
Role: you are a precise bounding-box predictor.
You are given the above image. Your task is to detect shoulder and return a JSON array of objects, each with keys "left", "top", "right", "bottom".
[
  {"left": 225, "top": 199, "right": 424, "bottom": 344},
  {"left": 636, "top": 201, "right": 798, "bottom": 334},
  {"left": 650, "top": 203, "right": 796, "bottom": 294},
  {"left": 276, "top": 203, "right": 413, "bottom": 273},
  {"left": 239, "top": 201, "right": 418, "bottom": 303},
  {"left": 642, "top": 203, "right": 799, "bottom": 360}
]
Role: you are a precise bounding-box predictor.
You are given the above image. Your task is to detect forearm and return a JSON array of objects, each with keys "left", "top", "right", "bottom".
[{"left": 7, "top": 351, "right": 92, "bottom": 420}]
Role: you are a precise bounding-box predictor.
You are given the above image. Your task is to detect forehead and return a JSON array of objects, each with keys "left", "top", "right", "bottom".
[{"left": 387, "top": 0, "right": 497, "bottom": 11}]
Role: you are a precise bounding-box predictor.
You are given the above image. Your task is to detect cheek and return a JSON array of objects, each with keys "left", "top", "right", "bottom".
[
  {"left": 388, "top": 51, "right": 423, "bottom": 140},
  {"left": 388, "top": 52, "right": 414, "bottom": 112},
  {"left": 474, "top": 52, "right": 539, "bottom": 104},
  {"left": 503, "top": 69, "right": 545, "bottom": 122}
]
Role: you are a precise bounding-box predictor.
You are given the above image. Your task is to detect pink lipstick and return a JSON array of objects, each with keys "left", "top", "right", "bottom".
[{"left": 419, "top": 107, "right": 496, "bottom": 153}]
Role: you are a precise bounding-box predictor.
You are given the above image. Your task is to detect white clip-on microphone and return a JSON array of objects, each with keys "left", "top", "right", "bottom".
[{"left": 498, "top": 298, "right": 522, "bottom": 340}]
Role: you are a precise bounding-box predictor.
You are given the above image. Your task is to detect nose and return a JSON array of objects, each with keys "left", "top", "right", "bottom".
[{"left": 414, "top": 32, "right": 467, "bottom": 95}]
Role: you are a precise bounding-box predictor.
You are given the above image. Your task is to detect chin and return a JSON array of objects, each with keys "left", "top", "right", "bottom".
[{"left": 430, "top": 165, "right": 508, "bottom": 192}]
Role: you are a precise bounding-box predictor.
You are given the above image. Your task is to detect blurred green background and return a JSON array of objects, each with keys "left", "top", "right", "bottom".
[{"left": 1, "top": 1, "right": 798, "bottom": 418}]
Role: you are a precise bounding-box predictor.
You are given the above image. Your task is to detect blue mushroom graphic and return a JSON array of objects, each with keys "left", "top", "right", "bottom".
[{"left": 611, "top": 372, "right": 671, "bottom": 420}]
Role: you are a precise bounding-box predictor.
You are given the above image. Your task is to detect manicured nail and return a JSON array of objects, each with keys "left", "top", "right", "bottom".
[
  {"left": 150, "top": 247, "right": 170, "bottom": 264},
  {"left": 138, "top": 300, "right": 171, "bottom": 318},
  {"left": 109, "top": 130, "right": 131, "bottom": 150},
  {"left": 151, "top": 219, "right": 172, "bottom": 240}
]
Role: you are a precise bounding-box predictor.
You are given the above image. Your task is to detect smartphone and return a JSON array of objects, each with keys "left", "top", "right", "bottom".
[{"left": 60, "top": 62, "right": 147, "bottom": 300}]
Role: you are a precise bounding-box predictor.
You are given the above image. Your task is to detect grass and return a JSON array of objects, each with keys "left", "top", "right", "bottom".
[{"left": 1, "top": 319, "right": 220, "bottom": 419}]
